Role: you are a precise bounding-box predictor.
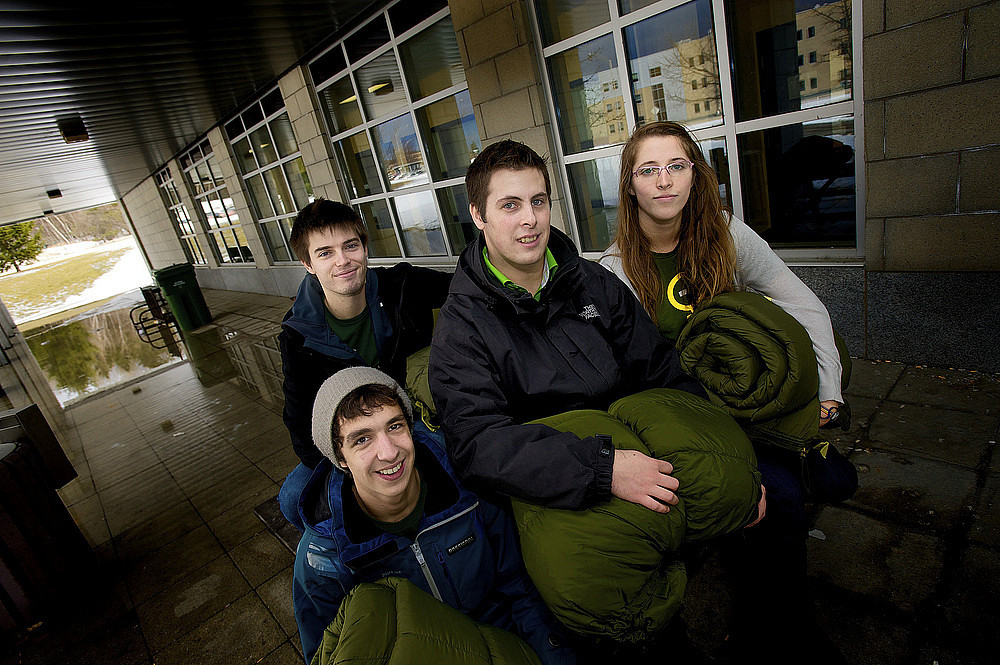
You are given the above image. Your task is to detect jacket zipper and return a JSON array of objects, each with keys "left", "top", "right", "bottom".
[
  {"left": 436, "top": 551, "right": 461, "bottom": 604},
  {"left": 409, "top": 501, "right": 479, "bottom": 603}
]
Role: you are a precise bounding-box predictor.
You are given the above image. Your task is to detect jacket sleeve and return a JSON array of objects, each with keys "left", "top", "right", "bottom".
[
  {"left": 292, "top": 538, "right": 350, "bottom": 663},
  {"left": 481, "top": 501, "right": 578, "bottom": 665},
  {"left": 429, "top": 307, "right": 615, "bottom": 510},
  {"left": 730, "top": 217, "right": 843, "bottom": 403},
  {"left": 279, "top": 328, "right": 326, "bottom": 468},
  {"left": 597, "top": 266, "right": 705, "bottom": 398}
]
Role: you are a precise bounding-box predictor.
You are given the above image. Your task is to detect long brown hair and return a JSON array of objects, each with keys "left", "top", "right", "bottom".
[{"left": 613, "top": 122, "right": 736, "bottom": 322}]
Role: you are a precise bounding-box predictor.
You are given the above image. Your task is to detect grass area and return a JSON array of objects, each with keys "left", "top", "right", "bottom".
[{"left": 0, "top": 247, "right": 131, "bottom": 317}]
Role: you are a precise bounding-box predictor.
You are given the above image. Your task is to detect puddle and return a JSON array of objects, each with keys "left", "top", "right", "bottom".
[{"left": 25, "top": 303, "right": 186, "bottom": 406}]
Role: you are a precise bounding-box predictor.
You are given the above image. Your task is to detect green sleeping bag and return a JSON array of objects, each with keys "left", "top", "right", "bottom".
[
  {"left": 310, "top": 577, "right": 541, "bottom": 665},
  {"left": 676, "top": 291, "right": 852, "bottom": 452},
  {"left": 511, "top": 388, "right": 761, "bottom": 644}
]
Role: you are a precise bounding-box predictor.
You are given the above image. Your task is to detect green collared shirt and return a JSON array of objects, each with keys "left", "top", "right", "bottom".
[{"left": 481, "top": 246, "right": 558, "bottom": 301}]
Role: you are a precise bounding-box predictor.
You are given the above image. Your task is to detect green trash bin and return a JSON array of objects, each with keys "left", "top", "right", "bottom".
[{"left": 153, "top": 263, "right": 212, "bottom": 331}]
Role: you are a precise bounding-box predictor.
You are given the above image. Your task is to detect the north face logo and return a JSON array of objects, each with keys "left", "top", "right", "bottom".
[{"left": 580, "top": 304, "right": 599, "bottom": 320}]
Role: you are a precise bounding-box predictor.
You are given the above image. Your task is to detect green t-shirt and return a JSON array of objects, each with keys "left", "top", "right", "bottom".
[
  {"left": 481, "top": 247, "right": 558, "bottom": 301},
  {"left": 653, "top": 250, "right": 694, "bottom": 346},
  {"left": 371, "top": 476, "right": 427, "bottom": 541},
  {"left": 326, "top": 306, "right": 378, "bottom": 367}
]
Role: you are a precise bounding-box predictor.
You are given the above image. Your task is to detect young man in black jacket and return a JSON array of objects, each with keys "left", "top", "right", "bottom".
[
  {"left": 278, "top": 199, "right": 452, "bottom": 528},
  {"left": 428, "top": 141, "right": 704, "bottom": 512}
]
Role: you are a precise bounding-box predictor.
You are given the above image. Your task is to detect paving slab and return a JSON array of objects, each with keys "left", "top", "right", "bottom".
[
  {"left": 125, "top": 524, "right": 226, "bottom": 605},
  {"left": 807, "top": 506, "right": 946, "bottom": 612},
  {"left": 848, "top": 449, "right": 977, "bottom": 531},
  {"left": 112, "top": 498, "right": 205, "bottom": 564},
  {"left": 257, "top": 446, "right": 300, "bottom": 484},
  {"left": 257, "top": 641, "right": 303, "bottom": 665},
  {"left": 229, "top": 531, "right": 295, "bottom": 588},
  {"left": 845, "top": 359, "right": 906, "bottom": 399},
  {"left": 867, "top": 401, "right": 996, "bottom": 469},
  {"left": 256, "top": 566, "right": 298, "bottom": 638},
  {"left": 137, "top": 555, "right": 251, "bottom": 654},
  {"left": 938, "top": 543, "right": 1000, "bottom": 655},
  {"left": 67, "top": 492, "right": 110, "bottom": 547},
  {"left": 888, "top": 366, "right": 1000, "bottom": 414},
  {"left": 812, "top": 587, "right": 916, "bottom": 665},
  {"left": 189, "top": 464, "right": 277, "bottom": 521},
  {"left": 232, "top": 422, "right": 288, "bottom": 462},
  {"left": 152, "top": 592, "right": 285, "bottom": 665},
  {"left": 969, "top": 472, "right": 1000, "bottom": 547}
]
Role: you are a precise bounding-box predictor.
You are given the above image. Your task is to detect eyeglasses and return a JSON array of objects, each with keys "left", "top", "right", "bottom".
[{"left": 632, "top": 161, "right": 694, "bottom": 179}]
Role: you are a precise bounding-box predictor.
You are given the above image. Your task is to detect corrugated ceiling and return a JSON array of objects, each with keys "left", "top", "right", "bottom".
[{"left": 0, "top": 1, "right": 376, "bottom": 225}]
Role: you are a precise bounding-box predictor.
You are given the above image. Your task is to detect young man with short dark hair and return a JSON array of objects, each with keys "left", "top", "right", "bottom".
[
  {"left": 429, "top": 140, "right": 704, "bottom": 511},
  {"left": 278, "top": 199, "right": 452, "bottom": 527},
  {"left": 291, "top": 367, "right": 575, "bottom": 665}
]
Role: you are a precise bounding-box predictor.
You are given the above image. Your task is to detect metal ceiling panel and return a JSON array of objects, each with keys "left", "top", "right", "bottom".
[{"left": 0, "top": 0, "right": 377, "bottom": 225}]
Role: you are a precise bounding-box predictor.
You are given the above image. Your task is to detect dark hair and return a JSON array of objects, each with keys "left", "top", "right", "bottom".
[
  {"left": 614, "top": 121, "right": 736, "bottom": 319},
  {"left": 330, "top": 383, "right": 412, "bottom": 466},
  {"left": 466, "top": 140, "right": 550, "bottom": 215},
  {"left": 289, "top": 198, "right": 368, "bottom": 265}
]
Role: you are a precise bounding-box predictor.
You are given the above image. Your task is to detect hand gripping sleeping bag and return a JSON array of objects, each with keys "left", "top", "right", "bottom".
[
  {"left": 310, "top": 577, "right": 541, "bottom": 665},
  {"left": 675, "top": 291, "right": 852, "bottom": 453},
  {"left": 510, "top": 388, "right": 761, "bottom": 644}
]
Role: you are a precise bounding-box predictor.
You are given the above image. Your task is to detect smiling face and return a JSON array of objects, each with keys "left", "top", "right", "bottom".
[
  {"left": 302, "top": 225, "right": 368, "bottom": 315},
  {"left": 470, "top": 167, "right": 551, "bottom": 292},
  {"left": 629, "top": 134, "right": 695, "bottom": 234},
  {"left": 336, "top": 402, "right": 418, "bottom": 521}
]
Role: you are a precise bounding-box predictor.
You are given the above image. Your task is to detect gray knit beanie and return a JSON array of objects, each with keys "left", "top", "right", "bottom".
[{"left": 311, "top": 366, "right": 413, "bottom": 468}]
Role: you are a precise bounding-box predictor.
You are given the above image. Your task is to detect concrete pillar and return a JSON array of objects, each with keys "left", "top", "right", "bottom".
[{"left": 278, "top": 66, "right": 344, "bottom": 202}]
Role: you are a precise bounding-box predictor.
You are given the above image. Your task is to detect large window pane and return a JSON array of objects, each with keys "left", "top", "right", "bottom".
[
  {"left": 726, "top": 0, "right": 852, "bottom": 121},
  {"left": 736, "top": 116, "right": 855, "bottom": 247},
  {"left": 398, "top": 17, "right": 464, "bottom": 101},
  {"left": 263, "top": 167, "right": 295, "bottom": 216},
  {"left": 536, "top": 0, "right": 610, "bottom": 46},
  {"left": 437, "top": 185, "right": 477, "bottom": 254},
  {"left": 390, "top": 192, "right": 447, "bottom": 256},
  {"left": 246, "top": 174, "right": 274, "bottom": 218},
  {"left": 261, "top": 221, "right": 291, "bottom": 262},
  {"left": 416, "top": 90, "right": 480, "bottom": 180},
  {"left": 251, "top": 127, "right": 278, "bottom": 166},
  {"left": 567, "top": 156, "right": 620, "bottom": 252},
  {"left": 318, "top": 76, "right": 363, "bottom": 134},
  {"left": 284, "top": 158, "right": 314, "bottom": 210},
  {"left": 373, "top": 114, "right": 429, "bottom": 191},
  {"left": 548, "top": 34, "right": 622, "bottom": 154},
  {"left": 356, "top": 52, "right": 407, "bottom": 121},
  {"left": 233, "top": 137, "right": 257, "bottom": 174},
  {"left": 697, "top": 137, "right": 731, "bottom": 210},
  {"left": 355, "top": 199, "right": 402, "bottom": 258},
  {"left": 625, "top": 0, "right": 721, "bottom": 127},
  {"left": 271, "top": 114, "right": 298, "bottom": 158},
  {"left": 336, "top": 132, "right": 384, "bottom": 197}
]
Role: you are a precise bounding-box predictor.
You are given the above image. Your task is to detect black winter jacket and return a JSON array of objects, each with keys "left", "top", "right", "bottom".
[
  {"left": 280, "top": 264, "right": 452, "bottom": 467},
  {"left": 429, "top": 228, "right": 703, "bottom": 510}
]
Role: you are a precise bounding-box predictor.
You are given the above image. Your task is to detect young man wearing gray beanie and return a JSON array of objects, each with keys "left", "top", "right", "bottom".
[{"left": 290, "top": 366, "right": 575, "bottom": 665}]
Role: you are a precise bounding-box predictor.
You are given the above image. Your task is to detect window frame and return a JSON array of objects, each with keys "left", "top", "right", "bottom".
[
  {"left": 528, "top": 0, "right": 865, "bottom": 262},
  {"left": 154, "top": 166, "right": 208, "bottom": 265}
]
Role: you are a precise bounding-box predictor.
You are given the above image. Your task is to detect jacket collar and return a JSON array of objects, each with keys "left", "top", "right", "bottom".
[
  {"left": 451, "top": 228, "right": 583, "bottom": 315},
  {"left": 301, "top": 426, "right": 477, "bottom": 573},
  {"left": 282, "top": 269, "right": 394, "bottom": 358}
]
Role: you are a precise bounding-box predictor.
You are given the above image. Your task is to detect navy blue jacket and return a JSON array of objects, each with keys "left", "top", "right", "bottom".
[
  {"left": 280, "top": 264, "right": 451, "bottom": 467},
  {"left": 291, "top": 425, "right": 575, "bottom": 665}
]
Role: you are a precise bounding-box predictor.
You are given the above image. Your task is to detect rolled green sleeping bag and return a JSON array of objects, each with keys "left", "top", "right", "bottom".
[
  {"left": 676, "top": 291, "right": 851, "bottom": 452},
  {"left": 511, "top": 388, "right": 760, "bottom": 644},
  {"left": 311, "top": 577, "right": 541, "bottom": 665}
]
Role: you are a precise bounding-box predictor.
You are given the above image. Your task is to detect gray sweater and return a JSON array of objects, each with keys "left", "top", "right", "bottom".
[{"left": 598, "top": 215, "right": 843, "bottom": 404}]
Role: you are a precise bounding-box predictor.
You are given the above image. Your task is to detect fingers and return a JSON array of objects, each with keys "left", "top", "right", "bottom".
[
  {"left": 640, "top": 495, "right": 669, "bottom": 513},
  {"left": 657, "top": 459, "right": 674, "bottom": 475},
  {"left": 648, "top": 484, "right": 678, "bottom": 506}
]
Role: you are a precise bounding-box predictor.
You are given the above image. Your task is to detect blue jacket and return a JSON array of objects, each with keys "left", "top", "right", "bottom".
[
  {"left": 279, "top": 264, "right": 451, "bottom": 467},
  {"left": 291, "top": 425, "right": 575, "bottom": 665}
]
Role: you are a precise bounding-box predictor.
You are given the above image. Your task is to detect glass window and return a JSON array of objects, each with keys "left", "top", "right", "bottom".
[
  {"left": 354, "top": 200, "right": 402, "bottom": 258},
  {"left": 548, "top": 34, "right": 622, "bottom": 154},
  {"left": 182, "top": 146, "right": 254, "bottom": 264},
  {"left": 567, "top": 157, "right": 620, "bottom": 252},
  {"left": 233, "top": 137, "right": 257, "bottom": 174},
  {"left": 390, "top": 0, "right": 447, "bottom": 35},
  {"left": 625, "top": 0, "right": 721, "bottom": 128},
  {"left": 373, "top": 114, "right": 429, "bottom": 191},
  {"left": 356, "top": 52, "right": 407, "bottom": 121},
  {"left": 336, "top": 132, "right": 384, "bottom": 197},
  {"left": 246, "top": 174, "right": 273, "bottom": 218},
  {"left": 283, "top": 158, "right": 315, "bottom": 210},
  {"left": 261, "top": 221, "right": 291, "bottom": 262},
  {"left": 263, "top": 168, "right": 295, "bottom": 216},
  {"left": 398, "top": 17, "right": 465, "bottom": 101},
  {"left": 415, "top": 90, "right": 480, "bottom": 180},
  {"left": 270, "top": 113, "right": 298, "bottom": 158},
  {"left": 346, "top": 14, "right": 390, "bottom": 62},
  {"left": 436, "top": 185, "right": 477, "bottom": 255},
  {"left": 390, "top": 191, "right": 447, "bottom": 256},
  {"left": 726, "top": 0, "right": 852, "bottom": 121},
  {"left": 318, "top": 76, "right": 363, "bottom": 135},
  {"left": 536, "top": 0, "right": 610, "bottom": 46},
  {"left": 250, "top": 126, "right": 278, "bottom": 166},
  {"left": 737, "top": 116, "right": 855, "bottom": 247},
  {"left": 157, "top": 166, "right": 208, "bottom": 265}
]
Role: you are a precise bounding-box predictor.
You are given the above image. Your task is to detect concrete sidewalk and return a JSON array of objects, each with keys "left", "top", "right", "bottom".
[{"left": 1, "top": 287, "right": 997, "bottom": 664}]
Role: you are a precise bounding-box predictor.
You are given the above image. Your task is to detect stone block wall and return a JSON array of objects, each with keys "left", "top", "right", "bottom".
[
  {"left": 121, "top": 176, "right": 187, "bottom": 270},
  {"left": 279, "top": 66, "right": 344, "bottom": 202},
  {"left": 449, "top": 0, "right": 570, "bottom": 233}
]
